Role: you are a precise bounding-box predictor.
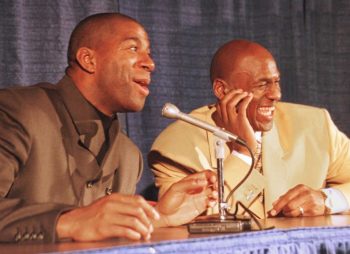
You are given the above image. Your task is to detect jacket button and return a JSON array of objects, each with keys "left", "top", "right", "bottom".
[{"left": 86, "top": 181, "right": 93, "bottom": 188}]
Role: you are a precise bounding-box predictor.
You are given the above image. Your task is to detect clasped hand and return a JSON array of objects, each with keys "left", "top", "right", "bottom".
[
  {"left": 155, "top": 170, "right": 218, "bottom": 227},
  {"left": 57, "top": 170, "right": 217, "bottom": 242}
]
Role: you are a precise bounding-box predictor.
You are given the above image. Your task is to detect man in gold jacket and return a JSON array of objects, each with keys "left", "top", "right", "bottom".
[{"left": 149, "top": 39, "right": 350, "bottom": 219}]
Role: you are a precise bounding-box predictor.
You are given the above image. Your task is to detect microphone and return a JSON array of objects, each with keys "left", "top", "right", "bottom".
[{"left": 162, "top": 103, "right": 246, "bottom": 146}]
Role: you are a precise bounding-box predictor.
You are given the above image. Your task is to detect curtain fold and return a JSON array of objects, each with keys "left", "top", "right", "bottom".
[{"left": 0, "top": 0, "right": 119, "bottom": 86}]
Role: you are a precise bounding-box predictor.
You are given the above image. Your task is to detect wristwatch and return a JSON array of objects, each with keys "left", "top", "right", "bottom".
[{"left": 321, "top": 190, "right": 332, "bottom": 215}]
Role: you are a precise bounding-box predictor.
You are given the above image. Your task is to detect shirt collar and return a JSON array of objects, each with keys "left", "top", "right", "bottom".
[
  {"left": 56, "top": 75, "right": 118, "bottom": 136},
  {"left": 57, "top": 75, "right": 101, "bottom": 122},
  {"left": 255, "top": 131, "right": 262, "bottom": 143}
]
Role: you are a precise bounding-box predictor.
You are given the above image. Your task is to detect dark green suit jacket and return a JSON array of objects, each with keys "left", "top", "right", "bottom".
[{"left": 0, "top": 76, "right": 142, "bottom": 243}]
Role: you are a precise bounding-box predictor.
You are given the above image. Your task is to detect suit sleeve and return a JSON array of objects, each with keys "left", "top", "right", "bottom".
[
  {"left": 149, "top": 149, "right": 194, "bottom": 198},
  {"left": 149, "top": 120, "right": 211, "bottom": 198},
  {"left": 323, "top": 109, "right": 350, "bottom": 205},
  {"left": 0, "top": 92, "right": 74, "bottom": 243}
]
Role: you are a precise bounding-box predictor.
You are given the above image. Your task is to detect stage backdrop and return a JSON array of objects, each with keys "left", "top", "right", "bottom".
[{"left": 0, "top": 0, "right": 349, "bottom": 199}]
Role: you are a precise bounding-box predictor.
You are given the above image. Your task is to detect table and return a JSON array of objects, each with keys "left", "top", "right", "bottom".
[{"left": 1, "top": 215, "right": 350, "bottom": 254}]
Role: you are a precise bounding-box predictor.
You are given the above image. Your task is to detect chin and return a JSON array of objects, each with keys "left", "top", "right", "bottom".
[
  {"left": 252, "top": 119, "right": 273, "bottom": 132},
  {"left": 259, "top": 123, "right": 274, "bottom": 132},
  {"left": 130, "top": 103, "right": 146, "bottom": 112}
]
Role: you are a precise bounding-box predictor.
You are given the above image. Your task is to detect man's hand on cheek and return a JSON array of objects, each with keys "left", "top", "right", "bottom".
[{"left": 216, "top": 89, "right": 256, "bottom": 154}]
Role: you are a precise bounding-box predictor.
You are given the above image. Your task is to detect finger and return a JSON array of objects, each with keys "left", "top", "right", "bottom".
[
  {"left": 104, "top": 224, "right": 144, "bottom": 241},
  {"left": 108, "top": 212, "right": 152, "bottom": 240},
  {"left": 172, "top": 171, "right": 215, "bottom": 191},
  {"left": 194, "top": 171, "right": 218, "bottom": 193},
  {"left": 203, "top": 170, "right": 218, "bottom": 184},
  {"left": 269, "top": 197, "right": 293, "bottom": 216},
  {"left": 279, "top": 189, "right": 325, "bottom": 217},
  {"left": 216, "top": 102, "right": 223, "bottom": 122},
  {"left": 218, "top": 89, "right": 244, "bottom": 123},
  {"left": 109, "top": 194, "right": 159, "bottom": 227},
  {"left": 269, "top": 185, "right": 309, "bottom": 216},
  {"left": 70, "top": 222, "right": 144, "bottom": 242},
  {"left": 192, "top": 193, "right": 211, "bottom": 214},
  {"left": 269, "top": 191, "right": 301, "bottom": 216},
  {"left": 131, "top": 195, "right": 160, "bottom": 221},
  {"left": 282, "top": 205, "right": 304, "bottom": 217},
  {"left": 127, "top": 195, "right": 160, "bottom": 221},
  {"left": 209, "top": 174, "right": 218, "bottom": 186},
  {"left": 208, "top": 189, "right": 218, "bottom": 204},
  {"left": 106, "top": 200, "right": 154, "bottom": 237},
  {"left": 272, "top": 185, "right": 308, "bottom": 205},
  {"left": 193, "top": 185, "right": 218, "bottom": 209},
  {"left": 225, "top": 92, "right": 249, "bottom": 122},
  {"left": 236, "top": 93, "right": 253, "bottom": 116},
  {"left": 280, "top": 195, "right": 306, "bottom": 213},
  {"left": 196, "top": 189, "right": 219, "bottom": 209},
  {"left": 195, "top": 170, "right": 218, "bottom": 188},
  {"left": 157, "top": 177, "right": 207, "bottom": 215},
  {"left": 223, "top": 88, "right": 243, "bottom": 96}
]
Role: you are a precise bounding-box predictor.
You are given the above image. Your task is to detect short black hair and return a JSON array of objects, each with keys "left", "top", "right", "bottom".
[{"left": 67, "top": 13, "right": 138, "bottom": 65}]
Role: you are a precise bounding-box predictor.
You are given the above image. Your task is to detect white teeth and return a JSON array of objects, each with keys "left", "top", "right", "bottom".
[{"left": 258, "top": 106, "right": 275, "bottom": 116}]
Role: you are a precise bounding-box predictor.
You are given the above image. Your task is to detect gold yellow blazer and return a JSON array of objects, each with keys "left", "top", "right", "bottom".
[{"left": 149, "top": 102, "right": 350, "bottom": 218}]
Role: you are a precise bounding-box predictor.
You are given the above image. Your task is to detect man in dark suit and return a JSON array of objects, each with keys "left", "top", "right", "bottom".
[{"left": 0, "top": 13, "right": 217, "bottom": 243}]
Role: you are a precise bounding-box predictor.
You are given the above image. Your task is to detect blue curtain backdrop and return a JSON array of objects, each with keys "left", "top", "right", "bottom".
[{"left": 0, "top": 0, "right": 349, "bottom": 199}]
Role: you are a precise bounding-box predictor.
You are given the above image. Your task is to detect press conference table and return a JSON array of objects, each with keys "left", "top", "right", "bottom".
[{"left": 1, "top": 215, "right": 350, "bottom": 254}]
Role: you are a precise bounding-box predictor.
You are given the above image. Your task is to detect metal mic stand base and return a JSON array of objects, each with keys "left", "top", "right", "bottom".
[{"left": 187, "top": 214, "right": 252, "bottom": 234}]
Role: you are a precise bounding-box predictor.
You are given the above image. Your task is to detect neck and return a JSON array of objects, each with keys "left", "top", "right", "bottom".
[{"left": 66, "top": 70, "right": 113, "bottom": 117}]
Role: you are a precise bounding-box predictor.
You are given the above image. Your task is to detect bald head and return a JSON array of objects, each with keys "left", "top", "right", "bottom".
[
  {"left": 67, "top": 13, "right": 141, "bottom": 66},
  {"left": 210, "top": 40, "right": 275, "bottom": 83}
]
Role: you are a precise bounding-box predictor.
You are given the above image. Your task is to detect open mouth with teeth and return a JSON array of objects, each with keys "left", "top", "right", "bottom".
[
  {"left": 134, "top": 79, "right": 150, "bottom": 96},
  {"left": 257, "top": 106, "right": 275, "bottom": 120}
]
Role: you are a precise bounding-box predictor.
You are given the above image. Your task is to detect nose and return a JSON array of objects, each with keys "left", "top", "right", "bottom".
[
  {"left": 140, "top": 53, "right": 155, "bottom": 72},
  {"left": 266, "top": 83, "right": 282, "bottom": 101}
]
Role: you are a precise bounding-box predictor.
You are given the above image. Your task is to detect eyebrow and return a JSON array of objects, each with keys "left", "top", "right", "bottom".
[
  {"left": 257, "top": 76, "right": 280, "bottom": 81},
  {"left": 121, "top": 37, "right": 139, "bottom": 43},
  {"left": 121, "top": 37, "right": 151, "bottom": 48}
]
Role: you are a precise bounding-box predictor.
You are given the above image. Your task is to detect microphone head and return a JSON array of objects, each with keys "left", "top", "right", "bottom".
[{"left": 162, "top": 103, "right": 180, "bottom": 119}]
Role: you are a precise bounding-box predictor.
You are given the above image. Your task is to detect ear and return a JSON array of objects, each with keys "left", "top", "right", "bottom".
[
  {"left": 213, "top": 79, "right": 228, "bottom": 100},
  {"left": 75, "top": 47, "right": 96, "bottom": 74}
]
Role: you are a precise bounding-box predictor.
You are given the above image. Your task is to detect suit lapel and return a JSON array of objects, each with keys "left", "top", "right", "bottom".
[
  {"left": 75, "top": 120, "right": 105, "bottom": 158},
  {"left": 53, "top": 77, "right": 104, "bottom": 200},
  {"left": 64, "top": 135, "right": 102, "bottom": 198}
]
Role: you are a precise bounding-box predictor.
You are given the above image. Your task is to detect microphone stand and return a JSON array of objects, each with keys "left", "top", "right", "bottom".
[
  {"left": 214, "top": 138, "right": 227, "bottom": 221},
  {"left": 161, "top": 103, "right": 260, "bottom": 232},
  {"left": 187, "top": 136, "right": 252, "bottom": 233}
]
